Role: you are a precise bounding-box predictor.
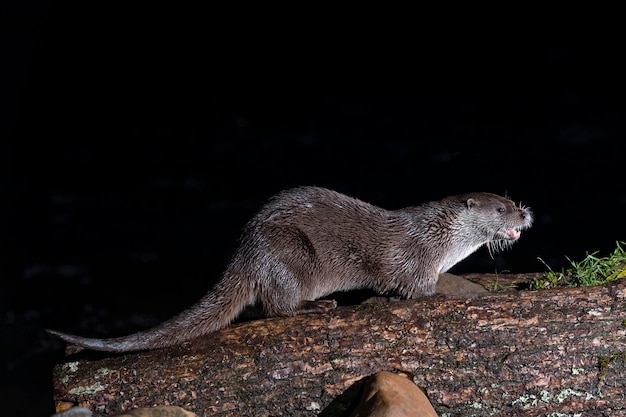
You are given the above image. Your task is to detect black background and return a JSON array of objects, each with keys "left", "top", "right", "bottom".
[{"left": 2, "top": 4, "right": 625, "bottom": 416}]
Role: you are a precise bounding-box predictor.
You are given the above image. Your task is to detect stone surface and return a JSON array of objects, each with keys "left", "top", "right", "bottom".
[
  {"left": 349, "top": 371, "right": 438, "bottom": 417},
  {"left": 435, "top": 272, "right": 488, "bottom": 294}
]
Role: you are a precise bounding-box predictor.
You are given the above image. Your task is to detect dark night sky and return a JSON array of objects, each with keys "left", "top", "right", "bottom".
[{"left": 1, "top": 3, "right": 626, "bottom": 416}]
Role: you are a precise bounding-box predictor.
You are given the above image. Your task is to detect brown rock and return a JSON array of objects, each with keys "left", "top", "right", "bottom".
[
  {"left": 349, "top": 371, "right": 438, "bottom": 417},
  {"left": 435, "top": 272, "right": 487, "bottom": 294}
]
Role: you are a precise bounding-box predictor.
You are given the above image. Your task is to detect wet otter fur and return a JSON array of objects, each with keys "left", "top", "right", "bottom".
[{"left": 47, "top": 186, "right": 533, "bottom": 352}]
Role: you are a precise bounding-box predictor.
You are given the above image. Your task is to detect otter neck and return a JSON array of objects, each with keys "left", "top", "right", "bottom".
[{"left": 403, "top": 206, "right": 489, "bottom": 274}]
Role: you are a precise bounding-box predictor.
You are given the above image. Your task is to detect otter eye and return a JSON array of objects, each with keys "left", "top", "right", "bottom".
[{"left": 497, "top": 207, "right": 505, "bottom": 213}]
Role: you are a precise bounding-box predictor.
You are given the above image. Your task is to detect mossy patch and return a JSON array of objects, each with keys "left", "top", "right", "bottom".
[{"left": 597, "top": 351, "right": 626, "bottom": 380}]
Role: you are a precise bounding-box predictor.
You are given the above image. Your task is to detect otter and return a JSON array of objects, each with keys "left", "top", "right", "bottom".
[{"left": 47, "top": 186, "right": 533, "bottom": 352}]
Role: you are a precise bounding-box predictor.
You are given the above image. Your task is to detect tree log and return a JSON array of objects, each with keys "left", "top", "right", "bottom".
[{"left": 52, "top": 274, "right": 626, "bottom": 417}]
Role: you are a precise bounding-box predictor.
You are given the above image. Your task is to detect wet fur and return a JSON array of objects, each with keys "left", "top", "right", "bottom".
[{"left": 47, "top": 186, "right": 533, "bottom": 352}]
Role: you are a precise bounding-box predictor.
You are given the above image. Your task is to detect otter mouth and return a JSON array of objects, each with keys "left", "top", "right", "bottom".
[{"left": 496, "top": 227, "right": 522, "bottom": 240}]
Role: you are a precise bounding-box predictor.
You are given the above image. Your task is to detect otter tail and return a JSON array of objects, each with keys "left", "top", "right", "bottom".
[{"left": 47, "top": 274, "right": 256, "bottom": 352}]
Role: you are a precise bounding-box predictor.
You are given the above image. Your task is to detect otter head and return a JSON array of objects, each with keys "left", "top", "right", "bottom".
[{"left": 465, "top": 193, "right": 533, "bottom": 256}]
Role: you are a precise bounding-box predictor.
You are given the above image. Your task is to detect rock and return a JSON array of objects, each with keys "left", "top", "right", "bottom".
[
  {"left": 349, "top": 371, "right": 438, "bottom": 417},
  {"left": 435, "top": 272, "right": 488, "bottom": 294}
]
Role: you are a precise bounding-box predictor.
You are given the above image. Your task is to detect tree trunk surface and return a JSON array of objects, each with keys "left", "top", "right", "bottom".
[{"left": 52, "top": 274, "right": 626, "bottom": 417}]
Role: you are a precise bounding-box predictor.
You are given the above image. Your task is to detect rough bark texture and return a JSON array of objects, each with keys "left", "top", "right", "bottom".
[{"left": 52, "top": 274, "right": 626, "bottom": 417}]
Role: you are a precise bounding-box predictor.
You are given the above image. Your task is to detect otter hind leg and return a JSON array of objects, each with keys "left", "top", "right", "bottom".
[
  {"left": 258, "top": 272, "right": 304, "bottom": 317},
  {"left": 258, "top": 227, "right": 326, "bottom": 317},
  {"left": 259, "top": 279, "right": 338, "bottom": 317}
]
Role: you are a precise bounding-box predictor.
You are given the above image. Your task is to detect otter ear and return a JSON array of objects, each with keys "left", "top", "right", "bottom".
[{"left": 466, "top": 198, "right": 478, "bottom": 209}]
